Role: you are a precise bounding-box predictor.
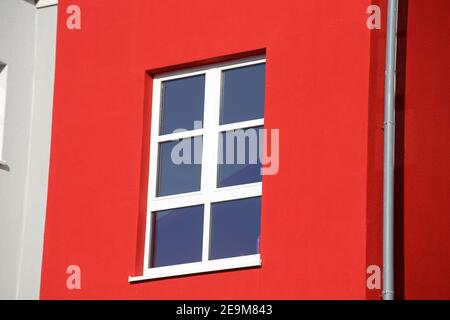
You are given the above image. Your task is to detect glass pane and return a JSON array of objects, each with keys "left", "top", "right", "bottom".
[
  {"left": 220, "top": 63, "right": 265, "bottom": 125},
  {"left": 151, "top": 205, "right": 204, "bottom": 267},
  {"left": 210, "top": 197, "right": 261, "bottom": 260},
  {"left": 157, "top": 137, "right": 202, "bottom": 196},
  {"left": 160, "top": 75, "right": 205, "bottom": 135},
  {"left": 217, "top": 126, "right": 263, "bottom": 188}
]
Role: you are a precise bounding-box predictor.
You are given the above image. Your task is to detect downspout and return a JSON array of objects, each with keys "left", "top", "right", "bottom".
[{"left": 383, "top": 0, "right": 399, "bottom": 301}]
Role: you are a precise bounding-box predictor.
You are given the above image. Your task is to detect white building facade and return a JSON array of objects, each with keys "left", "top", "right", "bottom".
[{"left": 0, "top": 0, "right": 58, "bottom": 299}]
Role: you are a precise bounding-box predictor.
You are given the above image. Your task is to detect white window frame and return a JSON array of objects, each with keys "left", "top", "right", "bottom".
[
  {"left": 0, "top": 62, "right": 8, "bottom": 166},
  {"left": 129, "top": 56, "right": 266, "bottom": 282}
]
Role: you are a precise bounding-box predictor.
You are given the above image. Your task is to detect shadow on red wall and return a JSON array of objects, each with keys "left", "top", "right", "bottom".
[{"left": 393, "top": 0, "right": 409, "bottom": 300}]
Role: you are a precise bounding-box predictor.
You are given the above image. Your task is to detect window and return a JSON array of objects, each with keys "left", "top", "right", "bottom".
[
  {"left": 134, "top": 56, "right": 266, "bottom": 281},
  {"left": 0, "top": 62, "right": 7, "bottom": 166}
]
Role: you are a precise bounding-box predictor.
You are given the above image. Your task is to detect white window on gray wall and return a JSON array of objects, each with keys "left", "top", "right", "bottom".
[{"left": 0, "top": 62, "right": 7, "bottom": 165}]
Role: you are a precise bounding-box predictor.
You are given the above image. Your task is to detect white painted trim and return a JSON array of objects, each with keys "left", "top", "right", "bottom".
[
  {"left": 0, "top": 63, "right": 7, "bottom": 164},
  {"left": 156, "top": 128, "right": 204, "bottom": 142},
  {"left": 154, "top": 69, "right": 207, "bottom": 82},
  {"left": 154, "top": 55, "right": 266, "bottom": 80},
  {"left": 217, "top": 58, "right": 266, "bottom": 72},
  {"left": 139, "top": 56, "right": 266, "bottom": 280},
  {"left": 143, "top": 77, "right": 162, "bottom": 270},
  {"left": 35, "top": 0, "right": 58, "bottom": 9},
  {"left": 218, "top": 118, "right": 264, "bottom": 132},
  {"left": 148, "top": 184, "right": 261, "bottom": 212},
  {"left": 129, "top": 254, "right": 261, "bottom": 281}
]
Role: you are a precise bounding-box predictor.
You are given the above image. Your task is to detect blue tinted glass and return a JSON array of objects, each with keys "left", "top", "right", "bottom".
[
  {"left": 210, "top": 197, "right": 261, "bottom": 260},
  {"left": 220, "top": 63, "right": 265, "bottom": 125},
  {"left": 152, "top": 205, "right": 204, "bottom": 267},
  {"left": 157, "top": 137, "right": 202, "bottom": 196},
  {"left": 160, "top": 75, "right": 205, "bottom": 135},
  {"left": 217, "top": 126, "right": 263, "bottom": 188}
]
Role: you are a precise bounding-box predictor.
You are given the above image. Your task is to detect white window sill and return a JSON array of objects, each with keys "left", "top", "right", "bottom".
[{"left": 129, "top": 254, "right": 261, "bottom": 282}]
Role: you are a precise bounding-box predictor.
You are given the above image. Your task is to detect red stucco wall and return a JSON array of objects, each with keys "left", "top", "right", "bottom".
[{"left": 40, "top": 0, "right": 450, "bottom": 299}]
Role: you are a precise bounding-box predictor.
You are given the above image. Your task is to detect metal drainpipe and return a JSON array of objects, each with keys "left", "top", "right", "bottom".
[{"left": 383, "top": 0, "right": 399, "bottom": 301}]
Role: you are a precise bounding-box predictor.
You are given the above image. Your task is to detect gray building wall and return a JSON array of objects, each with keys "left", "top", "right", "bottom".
[{"left": 0, "top": 0, "right": 58, "bottom": 299}]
